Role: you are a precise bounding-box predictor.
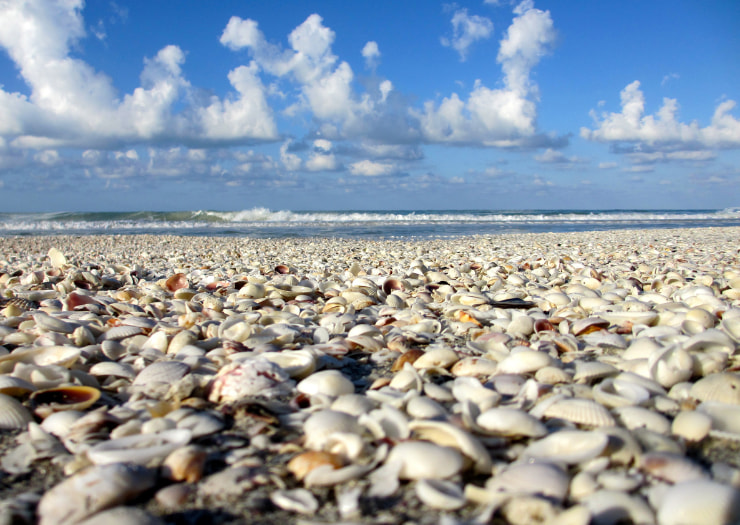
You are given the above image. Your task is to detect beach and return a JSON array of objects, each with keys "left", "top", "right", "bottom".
[{"left": 2, "top": 227, "right": 740, "bottom": 524}]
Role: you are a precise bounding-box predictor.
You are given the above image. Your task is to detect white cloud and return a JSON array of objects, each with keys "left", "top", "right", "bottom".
[
  {"left": 313, "top": 139, "right": 333, "bottom": 152},
  {"left": 348, "top": 159, "right": 396, "bottom": 176},
  {"left": 306, "top": 152, "right": 338, "bottom": 171},
  {"left": 441, "top": 8, "right": 494, "bottom": 62},
  {"left": 534, "top": 148, "right": 581, "bottom": 164},
  {"left": 581, "top": 81, "right": 740, "bottom": 150},
  {"left": 280, "top": 140, "right": 302, "bottom": 171},
  {"left": 362, "top": 41, "right": 380, "bottom": 69},
  {"left": 418, "top": 1, "right": 555, "bottom": 146},
  {"left": 598, "top": 161, "right": 618, "bottom": 169},
  {"left": 661, "top": 73, "right": 680, "bottom": 86},
  {"left": 0, "top": 1, "right": 277, "bottom": 150}
]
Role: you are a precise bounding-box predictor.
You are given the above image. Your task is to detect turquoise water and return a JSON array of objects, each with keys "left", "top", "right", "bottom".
[{"left": 1, "top": 208, "right": 739, "bottom": 239}]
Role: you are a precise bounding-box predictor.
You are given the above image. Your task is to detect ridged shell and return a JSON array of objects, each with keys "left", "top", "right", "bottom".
[
  {"left": 0, "top": 392, "right": 34, "bottom": 429},
  {"left": 690, "top": 373, "right": 740, "bottom": 404},
  {"left": 132, "top": 361, "right": 190, "bottom": 386},
  {"left": 103, "top": 325, "right": 143, "bottom": 341},
  {"left": 542, "top": 398, "right": 616, "bottom": 427},
  {"left": 88, "top": 361, "right": 136, "bottom": 380},
  {"left": 476, "top": 407, "right": 547, "bottom": 438},
  {"left": 657, "top": 480, "right": 740, "bottom": 525}
]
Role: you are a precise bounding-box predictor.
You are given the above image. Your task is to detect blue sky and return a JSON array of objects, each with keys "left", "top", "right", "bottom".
[{"left": 0, "top": 0, "right": 738, "bottom": 212}]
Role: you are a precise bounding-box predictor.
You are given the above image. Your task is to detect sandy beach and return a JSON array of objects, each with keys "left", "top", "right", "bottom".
[{"left": 1, "top": 227, "right": 740, "bottom": 524}]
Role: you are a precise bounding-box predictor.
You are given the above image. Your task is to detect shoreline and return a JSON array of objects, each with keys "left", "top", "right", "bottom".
[{"left": 1, "top": 225, "right": 740, "bottom": 524}]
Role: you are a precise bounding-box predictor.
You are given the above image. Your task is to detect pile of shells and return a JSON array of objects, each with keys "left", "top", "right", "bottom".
[{"left": 0, "top": 228, "right": 740, "bottom": 524}]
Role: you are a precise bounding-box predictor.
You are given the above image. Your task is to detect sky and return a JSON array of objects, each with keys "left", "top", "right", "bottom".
[{"left": 0, "top": 0, "right": 739, "bottom": 212}]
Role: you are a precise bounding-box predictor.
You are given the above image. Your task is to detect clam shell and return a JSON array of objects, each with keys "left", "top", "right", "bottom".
[
  {"left": 0, "top": 375, "right": 37, "bottom": 396},
  {"left": 583, "top": 490, "right": 654, "bottom": 525},
  {"left": 613, "top": 405, "right": 671, "bottom": 435},
  {"left": 0, "top": 392, "right": 34, "bottom": 429},
  {"left": 30, "top": 385, "right": 101, "bottom": 417},
  {"left": 522, "top": 429, "right": 609, "bottom": 464},
  {"left": 270, "top": 489, "right": 318, "bottom": 515},
  {"left": 260, "top": 349, "right": 316, "bottom": 379},
  {"left": 297, "top": 369, "right": 354, "bottom": 397},
  {"left": 485, "top": 462, "right": 570, "bottom": 502},
  {"left": 671, "top": 410, "right": 711, "bottom": 442},
  {"left": 496, "top": 349, "right": 552, "bottom": 375},
  {"left": 656, "top": 480, "right": 740, "bottom": 525},
  {"left": 412, "top": 346, "right": 459, "bottom": 369},
  {"left": 303, "top": 410, "right": 362, "bottom": 451},
  {"left": 408, "top": 419, "right": 492, "bottom": 473},
  {"left": 385, "top": 441, "right": 463, "bottom": 480},
  {"left": 476, "top": 407, "right": 547, "bottom": 438},
  {"left": 133, "top": 361, "right": 190, "bottom": 387},
  {"left": 0, "top": 346, "right": 81, "bottom": 373},
  {"left": 86, "top": 428, "right": 192, "bottom": 465},
  {"left": 690, "top": 373, "right": 740, "bottom": 404},
  {"left": 415, "top": 479, "right": 465, "bottom": 510},
  {"left": 638, "top": 451, "right": 706, "bottom": 483}
]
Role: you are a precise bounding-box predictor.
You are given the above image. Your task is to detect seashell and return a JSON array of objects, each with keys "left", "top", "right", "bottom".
[
  {"left": 165, "top": 273, "right": 188, "bottom": 292},
  {"left": 408, "top": 419, "right": 491, "bottom": 473},
  {"left": 476, "top": 407, "right": 547, "bottom": 438},
  {"left": 161, "top": 444, "right": 207, "bottom": 483},
  {"left": 506, "top": 314, "right": 534, "bottom": 337},
  {"left": 37, "top": 463, "right": 157, "bottom": 525},
  {"left": 583, "top": 490, "right": 654, "bottom": 525},
  {"left": 40, "top": 410, "right": 85, "bottom": 438},
  {"left": 485, "top": 462, "right": 570, "bottom": 502},
  {"left": 656, "top": 480, "right": 740, "bottom": 525},
  {"left": 0, "top": 392, "right": 34, "bottom": 429},
  {"left": 697, "top": 401, "right": 740, "bottom": 437},
  {"left": 500, "top": 496, "right": 558, "bottom": 525},
  {"left": 208, "top": 358, "right": 295, "bottom": 402},
  {"left": 88, "top": 361, "right": 136, "bottom": 380},
  {"left": 303, "top": 410, "right": 362, "bottom": 451},
  {"left": 542, "top": 398, "right": 616, "bottom": 427},
  {"left": 496, "top": 349, "right": 552, "bottom": 375},
  {"left": 415, "top": 479, "right": 465, "bottom": 510},
  {"left": 522, "top": 429, "right": 609, "bottom": 464},
  {"left": 406, "top": 395, "right": 447, "bottom": 420},
  {"left": 613, "top": 405, "right": 671, "bottom": 435},
  {"left": 385, "top": 441, "right": 463, "bottom": 480},
  {"left": 288, "top": 450, "right": 343, "bottom": 481},
  {"left": 176, "top": 411, "right": 225, "bottom": 438},
  {"left": 412, "top": 346, "right": 459, "bottom": 369},
  {"left": 73, "top": 507, "right": 162, "bottom": 525},
  {"left": 721, "top": 315, "right": 740, "bottom": 343},
  {"left": 638, "top": 451, "right": 706, "bottom": 483},
  {"left": 382, "top": 278, "right": 406, "bottom": 295},
  {"left": 331, "top": 394, "right": 376, "bottom": 416},
  {"left": 133, "top": 361, "right": 190, "bottom": 387},
  {"left": 297, "top": 369, "right": 354, "bottom": 397},
  {"left": 260, "top": 349, "right": 316, "bottom": 379},
  {"left": 573, "top": 360, "right": 618, "bottom": 383},
  {"left": 0, "top": 345, "right": 81, "bottom": 373},
  {"left": 691, "top": 373, "right": 740, "bottom": 405},
  {"left": 649, "top": 345, "right": 693, "bottom": 388},
  {"left": 451, "top": 356, "right": 498, "bottom": 377},
  {"left": 671, "top": 410, "right": 711, "bottom": 442},
  {"left": 270, "top": 488, "right": 318, "bottom": 515},
  {"left": 388, "top": 363, "right": 423, "bottom": 392},
  {"left": 30, "top": 385, "right": 101, "bottom": 418},
  {"left": 47, "top": 247, "right": 68, "bottom": 269},
  {"left": 571, "top": 316, "right": 609, "bottom": 335},
  {"left": 534, "top": 366, "right": 572, "bottom": 385},
  {"left": 592, "top": 377, "right": 651, "bottom": 408},
  {"left": 102, "top": 324, "right": 143, "bottom": 341},
  {"left": 391, "top": 349, "right": 424, "bottom": 371},
  {"left": 0, "top": 375, "right": 37, "bottom": 396},
  {"left": 33, "top": 312, "right": 78, "bottom": 334},
  {"left": 86, "top": 428, "right": 192, "bottom": 465}
]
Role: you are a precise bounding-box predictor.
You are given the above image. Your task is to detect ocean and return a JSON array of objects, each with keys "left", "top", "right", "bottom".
[{"left": 1, "top": 208, "right": 739, "bottom": 239}]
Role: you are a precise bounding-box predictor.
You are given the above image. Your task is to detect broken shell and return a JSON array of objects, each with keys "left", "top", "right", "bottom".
[
  {"left": 165, "top": 273, "right": 188, "bottom": 292},
  {"left": 30, "top": 385, "right": 101, "bottom": 418},
  {"left": 208, "top": 359, "right": 294, "bottom": 403},
  {"left": 270, "top": 488, "right": 319, "bottom": 515},
  {"left": 408, "top": 419, "right": 492, "bottom": 473},
  {"left": 415, "top": 479, "right": 466, "bottom": 510}
]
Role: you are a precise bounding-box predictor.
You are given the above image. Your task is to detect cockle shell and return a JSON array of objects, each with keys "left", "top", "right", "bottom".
[
  {"left": 690, "top": 373, "right": 740, "bottom": 404},
  {"left": 542, "top": 398, "right": 616, "bottom": 427},
  {"left": 0, "top": 392, "right": 34, "bottom": 429},
  {"left": 656, "top": 480, "right": 740, "bottom": 525}
]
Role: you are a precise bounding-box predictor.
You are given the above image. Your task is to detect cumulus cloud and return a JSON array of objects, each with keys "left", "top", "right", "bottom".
[
  {"left": 0, "top": 0, "right": 277, "bottom": 150},
  {"left": 534, "top": 148, "right": 584, "bottom": 164},
  {"left": 362, "top": 41, "right": 380, "bottom": 69},
  {"left": 417, "top": 0, "right": 557, "bottom": 146},
  {"left": 581, "top": 81, "right": 740, "bottom": 151},
  {"left": 441, "top": 8, "right": 494, "bottom": 61},
  {"left": 348, "top": 159, "right": 396, "bottom": 176}
]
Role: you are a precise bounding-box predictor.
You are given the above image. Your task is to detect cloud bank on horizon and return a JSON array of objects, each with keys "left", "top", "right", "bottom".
[{"left": 0, "top": 0, "right": 738, "bottom": 210}]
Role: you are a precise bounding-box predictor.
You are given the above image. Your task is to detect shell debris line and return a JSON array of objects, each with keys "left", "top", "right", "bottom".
[{"left": 0, "top": 228, "right": 739, "bottom": 524}]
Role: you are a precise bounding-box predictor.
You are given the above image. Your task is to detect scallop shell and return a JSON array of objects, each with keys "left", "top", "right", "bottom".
[
  {"left": 690, "top": 373, "right": 740, "bottom": 404},
  {"left": 133, "top": 361, "right": 190, "bottom": 387},
  {"left": 542, "top": 398, "right": 616, "bottom": 427},
  {"left": 522, "top": 429, "right": 609, "bottom": 464},
  {"left": 0, "top": 392, "right": 34, "bottom": 429},
  {"left": 102, "top": 325, "right": 143, "bottom": 341}
]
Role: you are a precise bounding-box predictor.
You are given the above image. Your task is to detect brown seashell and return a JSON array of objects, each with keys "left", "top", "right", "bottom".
[
  {"left": 66, "top": 292, "right": 98, "bottom": 310},
  {"left": 391, "top": 349, "right": 425, "bottom": 372},
  {"left": 30, "top": 385, "right": 101, "bottom": 418},
  {"left": 165, "top": 273, "right": 188, "bottom": 292},
  {"left": 534, "top": 318, "right": 556, "bottom": 333},
  {"left": 287, "top": 451, "right": 344, "bottom": 481},
  {"left": 162, "top": 445, "right": 208, "bottom": 483},
  {"left": 275, "top": 264, "right": 290, "bottom": 274},
  {"left": 382, "top": 278, "right": 405, "bottom": 295},
  {"left": 455, "top": 310, "right": 482, "bottom": 327}
]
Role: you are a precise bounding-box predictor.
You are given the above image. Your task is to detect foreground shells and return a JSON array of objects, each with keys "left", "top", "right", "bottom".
[{"left": 1, "top": 228, "right": 739, "bottom": 524}]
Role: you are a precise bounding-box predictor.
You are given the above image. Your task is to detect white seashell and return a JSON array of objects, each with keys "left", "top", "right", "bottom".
[
  {"left": 37, "top": 463, "right": 157, "bottom": 525},
  {"left": 412, "top": 346, "right": 459, "bottom": 369},
  {"left": 671, "top": 410, "right": 711, "bottom": 442},
  {"left": 500, "top": 496, "right": 558, "bottom": 525},
  {"left": 522, "top": 430, "right": 609, "bottom": 464},
  {"left": 88, "top": 361, "right": 136, "bottom": 380},
  {"left": 649, "top": 345, "right": 693, "bottom": 388},
  {"left": 583, "top": 490, "right": 654, "bottom": 525},
  {"left": 614, "top": 405, "right": 671, "bottom": 434},
  {"left": 450, "top": 356, "right": 498, "bottom": 377},
  {"left": 176, "top": 412, "right": 225, "bottom": 438},
  {"left": 698, "top": 401, "right": 740, "bottom": 437},
  {"left": 86, "top": 429, "right": 192, "bottom": 465},
  {"left": 385, "top": 441, "right": 463, "bottom": 480},
  {"left": 639, "top": 451, "right": 706, "bottom": 483},
  {"left": 260, "top": 349, "right": 316, "bottom": 379},
  {"left": 496, "top": 349, "right": 552, "bottom": 375},
  {"left": 415, "top": 479, "right": 466, "bottom": 510},
  {"left": 0, "top": 345, "right": 81, "bottom": 373},
  {"left": 409, "top": 419, "right": 492, "bottom": 473},
  {"left": 331, "top": 394, "right": 376, "bottom": 416},
  {"left": 47, "top": 247, "right": 67, "bottom": 269},
  {"left": 133, "top": 361, "right": 190, "bottom": 386},
  {"left": 690, "top": 373, "right": 740, "bottom": 404},
  {"left": 208, "top": 359, "right": 294, "bottom": 402},
  {"left": 656, "top": 480, "right": 740, "bottom": 525},
  {"left": 485, "top": 462, "right": 570, "bottom": 502},
  {"left": 33, "top": 312, "right": 77, "bottom": 334},
  {"left": 592, "top": 377, "right": 651, "bottom": 408},
  {"left": 303, "top": 410, "right": 362, "bottom": 451},
  {"left": 451, "top": 376, "right": 501, "bottom": 411},
  {"left": 405, "top": 395, "right": 447, "bottom": 420},
  {"left": 0, "top": 392, "right": 34, "bottom": 429},
  {"left": 40, "top": 410, "right": 85, "bottom": 438},
  {"left": 389, "top": 363, "right": 423, "bottom": 392},
  {"left": 297, "top": 369, "right": 354, "bottom": 397},
  {"left": 270, "top": 488, "right": 319, "bottom": 515},
  {"left": 102, "top": 325, "right": 143, "bottom": 341},
  {"left": 362, "top": 404, "right": 410, "bottom": 441},
  {"left": 573, "top": 360, "right": 618, "bottom": 383},
  {"left": 534, "top": 366, "right": 573, "bottom": 385},
  {"left": 543, "top": 398, "right": 616, "bottom": 427},
  {"left": 476, "top": 407, "right": 547, "bottom": 438},
  {"left": 0, "top": 375, "right": 37, "bottom": 396}
]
